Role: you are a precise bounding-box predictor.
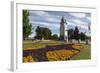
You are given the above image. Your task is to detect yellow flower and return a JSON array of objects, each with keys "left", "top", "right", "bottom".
[
  {"left": 23, "top": 55, "right": 34, "bottom": 62},
  {"left": 46, "top": 49, "right": 79, "bottom": 61},
  {"left": 72, "top": 44, "right": 81, "bottom": 49}
]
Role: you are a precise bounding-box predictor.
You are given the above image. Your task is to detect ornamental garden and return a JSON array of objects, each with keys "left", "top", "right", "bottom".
[{"left": 23, "top": 10, "right": 91, "bottom": 63}]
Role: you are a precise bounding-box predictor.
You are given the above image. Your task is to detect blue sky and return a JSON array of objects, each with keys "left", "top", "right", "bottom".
[{"left": 28, "top": 10, "right": 91, "bottom": 37}]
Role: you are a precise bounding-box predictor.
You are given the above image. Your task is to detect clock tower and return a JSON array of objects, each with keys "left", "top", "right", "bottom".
[{"left": 60, "top": 17, "right": 68, "bottom": 42}]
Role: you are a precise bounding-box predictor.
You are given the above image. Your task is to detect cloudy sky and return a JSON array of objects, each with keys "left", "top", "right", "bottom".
[{"left": 28, "top": 10, "right": 91, "bottom": 37}]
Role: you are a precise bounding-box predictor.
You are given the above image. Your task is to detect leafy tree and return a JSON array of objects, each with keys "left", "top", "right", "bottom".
[
  {"left": 35, "top": 26, "right": 42, "bottom": 40},
  {"left": 74, "top": 26, "right": 80, "bottom": 42},
  {"left": 51, "top": 34, "right": 59, "bottom": 40},
  {"left": 23, "top": 10, "right": 32, "bottom": 40},
  {"left": 68, "top": 29, "right": 74, "bottom": 42},
  {"left": 35, "top": 26, "right": 52, "bottom": 40},
  {"left": 42, "top": 27, "right": 52, "bottom": 39},
  {"left": 80, "top": 32, "right": 86, "bottom": 41}
]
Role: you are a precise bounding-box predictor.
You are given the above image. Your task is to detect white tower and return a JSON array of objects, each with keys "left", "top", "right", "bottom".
[
  {"left": 60, "top": 17, "right": 65, "bottom": 41},
  {"left": 60, "top": 17, "right": 68, "bottom": 42}
]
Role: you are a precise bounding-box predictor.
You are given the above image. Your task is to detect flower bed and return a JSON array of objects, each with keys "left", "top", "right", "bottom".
[
  {"left": 23, "top": 55, "right": 34, "bottom": 62},
  {"left": 46, "top": 49, "right": 79, "bottom": 61},
  {"left": 72, "top": 44, "right": 81, "bottom": 50},
  {"left": 23, "top": 44, "right": 80, "bottom": 62}
]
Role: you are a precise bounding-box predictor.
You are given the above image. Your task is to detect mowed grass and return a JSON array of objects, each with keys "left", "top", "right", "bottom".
[
  {"left": 23, "top": 40, "right": 66, "bottom": 50},
  {"left": 71, "top": 44, "right": 91, "bottom": 60}
]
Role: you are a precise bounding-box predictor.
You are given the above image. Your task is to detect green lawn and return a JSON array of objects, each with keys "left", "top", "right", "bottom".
[
  {"left": 71, "top": 44, "right": 91, "bottom": 60},
  {"left": 23, "top": 40, "right": 67, "bottom": 50}
]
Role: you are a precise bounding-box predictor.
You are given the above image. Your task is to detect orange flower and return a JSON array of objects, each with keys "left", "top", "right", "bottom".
[
  {"left": 72, "top": 44, "right": 81, "bottom": 49},
  {"left": 46, "top": 49, "right": 79, "bottom": 61},
  {"left": 23, "top": 55, "right": 34, "bottom": 62}
]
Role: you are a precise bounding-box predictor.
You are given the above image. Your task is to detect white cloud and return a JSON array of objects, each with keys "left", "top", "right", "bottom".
[
  {"left": 45, "top": 17, "right": 59, "bottom": 23},
  {"left": 69, "top": 13, "right": 86, "bottom": 18},
  {"left": 29, "top": 11, "right": 50, "bottom": 17},
  {"left": 30, "top": 20, "right": 60, "bottom": 29},
  {"left": 67, "top": 21, "right": 88, "bottom": 30},
  {"left": 30, "top": 21, "right": 50, "bottom": 26},
  {"left": 73, "top": 19, "right": 87, "bottom": 25},
  {"left": 29, "top": 11, "right": 60, "bottom": 23},
  {"left": 66, "top": 17, "right": 88, "bottom": 30}
]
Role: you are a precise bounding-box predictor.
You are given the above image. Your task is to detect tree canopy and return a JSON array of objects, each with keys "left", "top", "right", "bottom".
[
  {"left": 51, "top": 34, "right": 59, "bottom": 40},
  {"left": 23, "top": 10, "right": 32, "bottom": 40},
  {"left": 35, "top": 26, "right": 52, "bottom": 40},
  {"left": 80, "top": 32, "right": 86, "bottom": 41},
  {"left": 68, "top": 26, "right": 87, "bottom": 42},
  {"left": 74, "top": 26, "right": 80, "bottom": 41}
]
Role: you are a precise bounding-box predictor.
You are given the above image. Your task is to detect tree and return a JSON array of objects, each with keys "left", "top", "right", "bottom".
[
  {"left": 74, "top": 26, "right": 80, "bottom": 43},
  {"left": 42, "top": 27, "right": 52, "bottom": 40},
  {"left": 68, "top": 29, "right": 74, "bottom": 42},
  {"left": 51, "top": 34, "right": 59, "bottom": 40},
  {"left": 23, "top": 10, "right": 32, "bottom": 40},
  {"left": 35, "top": 26, "right": 52, "bottom": 40},
  {"left": 80, "top": 32, "right": 86, "bottom": 41},
  {"left": 35, "top": 26, "right": 42, "bottom": 40}
]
